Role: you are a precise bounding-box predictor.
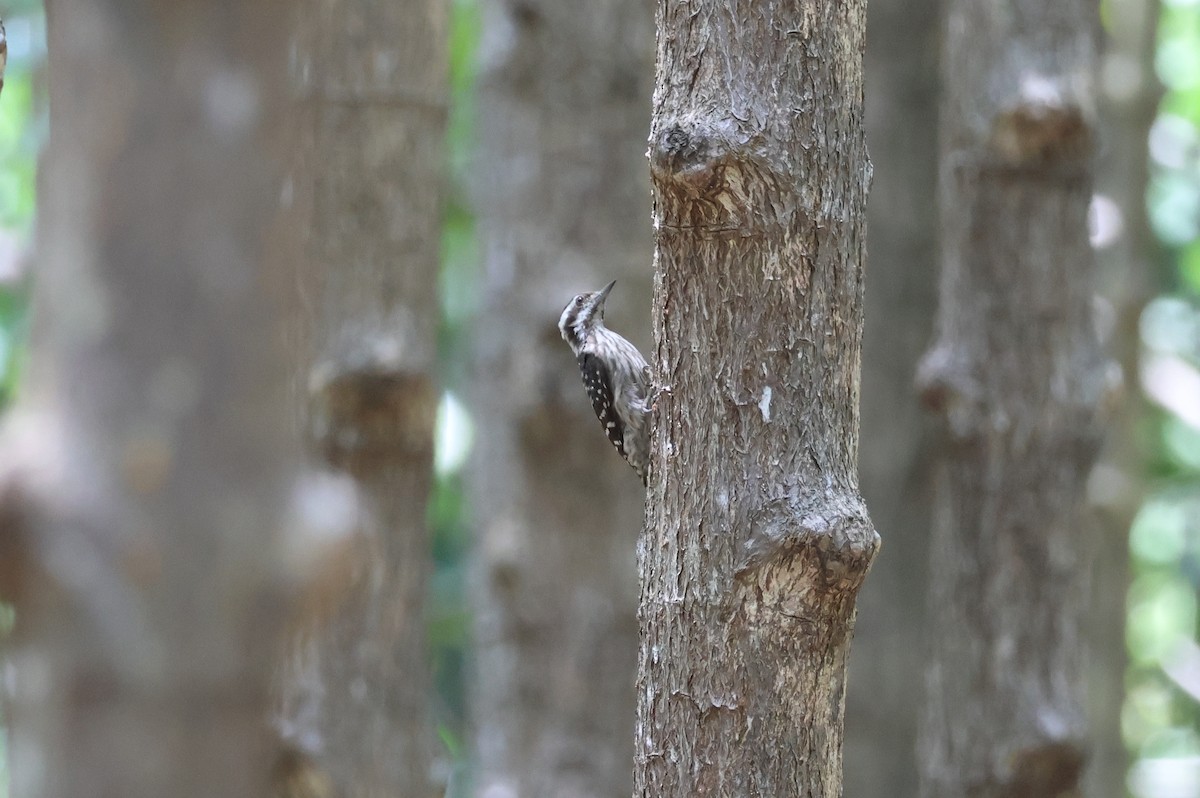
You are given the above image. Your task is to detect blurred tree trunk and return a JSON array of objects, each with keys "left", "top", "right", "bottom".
[
  {"left": 636, "top": 0, "right": 877, "bottom": 794},
  {"left": 467, "top": 0, "right": 652, "bottom": 794},
  {"left": 916, "top": 0, "right": 1108, "bottom": 795},
  {"left": 275, "top": 1, "right": 448, "bottom": 796},
  {"left": 4, "top": 2, "right": 300, "bottom": 796},
  {"left": 0, "top": 18, "right": 7, "bottom": 98},
  {"left": 847, "top": 0, "right": 939, "bottom": 792},
  {"left": 1088, "top": 1, "right": 1161, "bottom": 794}
]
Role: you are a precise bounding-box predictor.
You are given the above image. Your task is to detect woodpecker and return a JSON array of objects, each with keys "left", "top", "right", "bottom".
[{"left": 558, "top": 280, "right": 651, "bottom": 484}]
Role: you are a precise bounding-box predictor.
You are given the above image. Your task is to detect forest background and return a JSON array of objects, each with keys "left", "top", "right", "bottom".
[{"left": 0, "top": 0, "right": 1198, "bottom": 795}]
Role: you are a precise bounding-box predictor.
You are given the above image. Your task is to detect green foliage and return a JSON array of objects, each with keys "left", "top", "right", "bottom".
[
  {"left": 447, "top": 0, "right": 480, "bottom": 185},
  {"left": 0, "top": 11, "right": 44, "bottom": 416},
  {"left": 1151, "top": 3, "right": 1200, "bottom": 295},
  {"left": 428, "top": 0, "right": 480, "bottom": 783},
  {"left": 0, "top": 76, "right": 37, "bottom": 230},
  {"left": 1125, "top": 0, "right": 1200, "bottom": 791},
  {"left": 427, "top": 470, "right": 472, "bottom": 729},
  {"left": 0, "top": 10, "right": 43, "bottom": 796},
  {"left": 1128, "top": 570, "right": 1196, "bottom": 666},
  {"left": 441, "top": 0, "right": 481, "bottom": 338}
]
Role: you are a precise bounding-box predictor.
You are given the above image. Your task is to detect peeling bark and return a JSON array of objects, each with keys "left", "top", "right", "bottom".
[
  {"left": 917, "top": 1, "right": 1109, "bottom": 796},
  {"left": 277, "top": 1, "right": 448, "bottom": 795},
  {"left": 468, "top": 0, "right": 653, "bottom": 793},
  {"left": 7, "top": 2, "right": 300, "bottom": 796},
  {"left": 636, "top": 0, "right": 878, "bottom": 795}
]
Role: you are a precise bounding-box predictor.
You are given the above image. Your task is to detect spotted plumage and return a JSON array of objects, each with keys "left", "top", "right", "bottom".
[{"left": 558, "top": 280, "right": 651, "bottom": 484}]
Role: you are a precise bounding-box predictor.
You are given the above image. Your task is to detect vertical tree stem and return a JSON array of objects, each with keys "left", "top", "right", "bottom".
[
  {"left": 637, "top": 0, "right": 878, "bottom": 794},
  {"left": 10, "top": 2, "right": 299, "bottom": 795},
  {"left": 917, "top": 0, "right": 1108, "bottom": 795}
]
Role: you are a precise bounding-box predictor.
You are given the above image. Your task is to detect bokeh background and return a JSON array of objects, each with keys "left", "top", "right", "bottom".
[{"left": 1, "top": 0, "right": 1199, "bottom": 795}]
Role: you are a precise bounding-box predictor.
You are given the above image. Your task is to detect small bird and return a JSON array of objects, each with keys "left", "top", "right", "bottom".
[{"left": 558, "top": 280, "right": 652, "bottom": 484}]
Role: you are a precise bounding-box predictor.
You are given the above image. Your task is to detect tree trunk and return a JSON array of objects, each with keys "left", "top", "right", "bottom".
[
  {"left": 467, "top": 0, "right": 653, "bottom": 793},
  {"left": 636, "top": 0, "right": 878, "bottom": 794},
  {"left": 277, "top": 1, "right": 448, "bottom": 796},
  {"left": 1088, "top": 1, "right": 1161, "bottom": 794},
  {"left": 5, "top": 2, "right": 300, "bottom": 796},
  {"left": 916, "top": 1, "right": 1108, "bottom": 795},
  {"left": 0, "top": 18, "right": 7, "bottom": 98},
  {"left": 847, "top": 0, "right": 939, "bottom": 791}
]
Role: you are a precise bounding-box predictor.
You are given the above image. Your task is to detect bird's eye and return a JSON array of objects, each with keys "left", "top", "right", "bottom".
[{"left": 574, "top": 296, "right": 584, "bottom": 307}]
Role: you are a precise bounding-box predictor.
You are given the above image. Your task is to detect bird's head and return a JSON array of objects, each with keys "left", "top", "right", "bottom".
[{"left": 558, "top": 279, "right": 615, "bottom": 353}]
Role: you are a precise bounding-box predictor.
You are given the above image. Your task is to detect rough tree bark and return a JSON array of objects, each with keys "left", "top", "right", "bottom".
[
  {"left": 636, "top": 0, "right": 878, "bottom": 795},
  {"left": 277, "top": 1, "right": 448, "bottom": 795},
  {"left": 847, "top": 0, "right": 939, "bottom": 792},
  {"left": 916, "top": 0, "right": 1108, "bottom": 795},
  {"left": 468, "top": 0, "right": 653, "bottom": 794},
  {"left": 4, "top": 2, "right": 303, "bottom": 796},
  {"left": 1087, "top": 1, "right": 1161, "bottom": 794}
]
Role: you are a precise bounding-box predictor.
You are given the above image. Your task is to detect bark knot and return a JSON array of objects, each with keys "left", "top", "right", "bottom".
[
  {"left": 915, "top": 343, "right": 984, "bottom": 439},
  {"left": 735, "top": 493, "right": 878, "bottom": 590},
  {"left": 271, "top": 742, "right": 335, "bottom": 798},
  {"left": 994, "top": 740, "right": 1085, "bottom": 798},
  {"left": 649, "top": 119, "right": 801, "bottom": 235},
  {"left": 987, "top": 77, "right": 1092, "bottom": 166},
  {"left": 309, "top": 359, "right": 437, "bottom": 469},
  {"left": 649, "top": 122, "right": 729, "bottom": 200},
  {"left": 653, "top": 124, "right": 706, "bottom": 173}
]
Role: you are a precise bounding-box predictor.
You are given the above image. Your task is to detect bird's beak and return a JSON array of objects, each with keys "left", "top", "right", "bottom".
[{"left": 596, "top": 279, "right": 616, "bottom": 306}]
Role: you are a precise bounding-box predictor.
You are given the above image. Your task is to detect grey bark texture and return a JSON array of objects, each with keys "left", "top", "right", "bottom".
[
  {"left": 1088, "top": 1, "right": 1160, "bottom": 794},
  {"left": 278, "top": 1, "right": 449, "bottom": 796},
  {"left": 916, "top": 1, "right": 1109, "bottom": 795},
  {"left": 846, "top": 0, "right": 939, "bottom": 792},
  {"left": 637, "top": 0, "right": 878, "bottom": 795},
  {"left": 467, "top": 0, "right": 653, "bottom": 794},
  {"left": 6, "top": 2, "right": 301, "bottom": 796}
]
